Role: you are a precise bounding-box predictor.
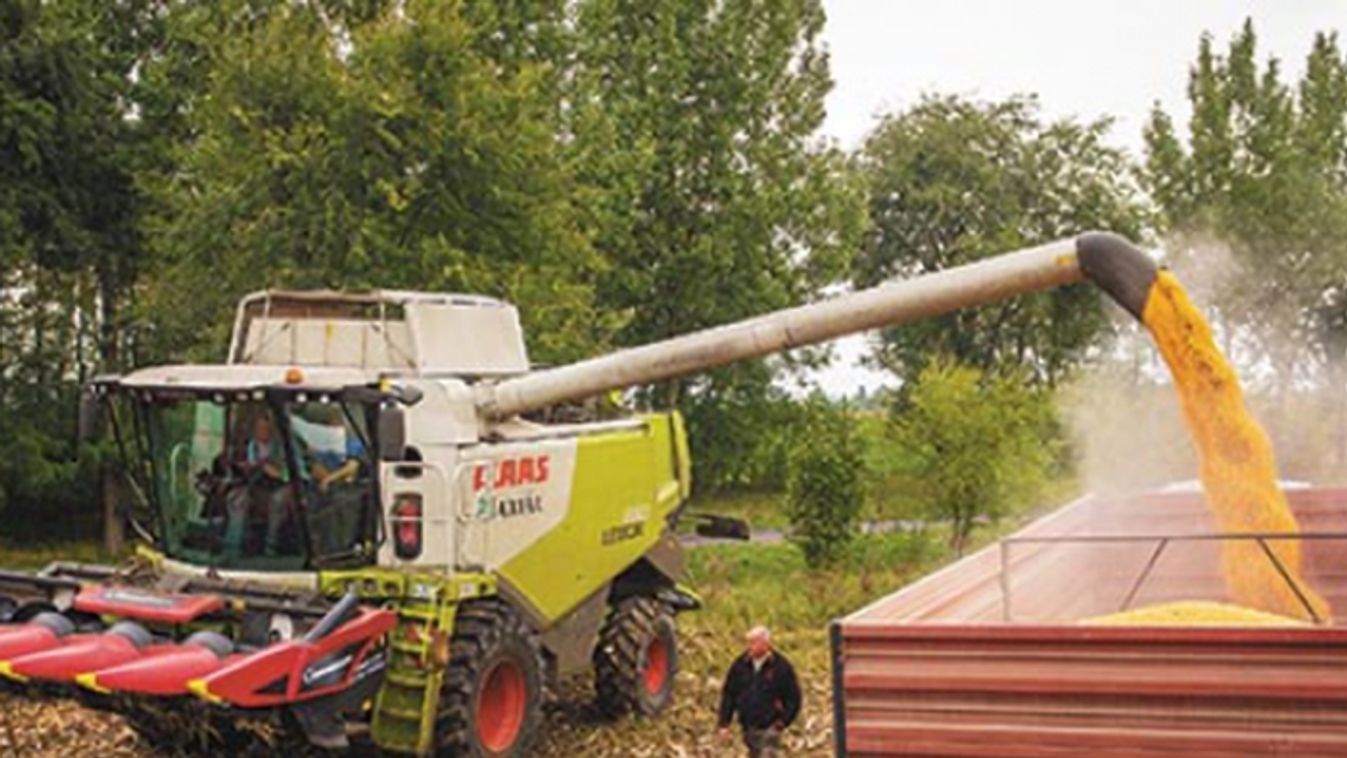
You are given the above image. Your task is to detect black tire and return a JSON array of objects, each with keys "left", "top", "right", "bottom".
[
  {"left": 593, "top": 596, "right": 678, "bottom": 718},
  {"left": 437, "top": 599, "right": 544, "bottom": 757}
]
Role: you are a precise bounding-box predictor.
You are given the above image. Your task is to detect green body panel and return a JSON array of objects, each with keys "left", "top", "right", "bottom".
[
  {"left": 318, "top": 568, "right": 496, "bottom": 606},
  {"left": 496, "top": 412, "right": 690, "bottom": 623},
  {"left": 671, "top": 411, "right": 692, "bottom": 500}
]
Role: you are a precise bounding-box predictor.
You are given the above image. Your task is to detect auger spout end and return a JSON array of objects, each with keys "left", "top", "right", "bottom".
[{"left": 1076, "top": 232, "right": 1159, "bottom": 321}]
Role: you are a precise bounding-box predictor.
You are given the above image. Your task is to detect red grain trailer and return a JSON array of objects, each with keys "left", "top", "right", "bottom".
[{"left": 831, "top": 487, "right": 1347, "bottom": 757}]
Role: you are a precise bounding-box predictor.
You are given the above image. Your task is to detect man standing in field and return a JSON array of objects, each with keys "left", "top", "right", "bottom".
[{"left": 716, "top": 626, "right": 802, "bottom": 757}]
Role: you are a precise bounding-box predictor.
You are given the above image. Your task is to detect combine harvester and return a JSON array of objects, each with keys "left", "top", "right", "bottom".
[{"left": 0, "top": 233, "right": 1173, "bottom": 756}]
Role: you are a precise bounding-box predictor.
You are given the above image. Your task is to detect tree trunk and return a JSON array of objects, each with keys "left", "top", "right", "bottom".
[
  {"left": 949, "top": 509, "right": 970, "bottom": 557},
  {"left": 101, "top": 467, "right": 125, "bottom": 555},
  {"left": 96, "top": 259, "right": 120, "bottom": 371},
  {"left": 96, "top": 260, "right": 123, "bottom": 554}
]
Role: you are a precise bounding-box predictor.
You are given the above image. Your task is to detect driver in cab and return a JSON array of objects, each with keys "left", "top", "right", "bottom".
[{"left": 223, "top": 411, "right": 292, "bottom": 557}]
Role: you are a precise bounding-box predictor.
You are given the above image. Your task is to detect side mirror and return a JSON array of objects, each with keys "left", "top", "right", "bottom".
[
  {"left": 77, "top": 391, "right": 104, "bottom": 444},
  {"left": 377, "top": 405, "right": 407, "bottom": 463},
  {"left": 689, "top": 513, "right": 752, "bottom": 541}
]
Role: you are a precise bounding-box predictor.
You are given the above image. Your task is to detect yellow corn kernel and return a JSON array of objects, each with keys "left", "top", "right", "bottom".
[
  {"left": 1142, "top": 273, "right": 1330, "bottom": 622},
  {"left": 1084, "top": 600, "right": 1308, "bottom": 627}
]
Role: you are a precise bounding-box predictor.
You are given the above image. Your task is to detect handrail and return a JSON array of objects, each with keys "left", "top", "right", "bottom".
[{"left": 997, "top": 531, "right": 1346, "bottom": 624}]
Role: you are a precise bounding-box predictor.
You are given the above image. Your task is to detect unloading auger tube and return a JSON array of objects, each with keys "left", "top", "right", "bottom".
[{"left": 477, "top": 232, "right": 1157, "bottom": 419}]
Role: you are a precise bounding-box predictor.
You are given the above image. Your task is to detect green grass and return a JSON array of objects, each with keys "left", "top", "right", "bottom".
[
  {"left": 688, "top": 530, "right": 944, "bottom": 628},
  {"left": 0, "top": 540, "right": 120, "bottom": 571}
]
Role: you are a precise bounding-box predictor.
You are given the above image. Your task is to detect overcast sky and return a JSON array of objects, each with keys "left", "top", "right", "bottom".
[{"left": 809, "top": 0, "right": 1347, "bottom": 396}]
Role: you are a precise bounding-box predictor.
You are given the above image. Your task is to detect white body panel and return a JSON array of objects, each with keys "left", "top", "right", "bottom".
[
  {"left": 406, "top": 301, "right": 528, "bottom": 375},
  {"left": 228, "top": 290, "right": 529, "bottom": 377},
  {"left": 453, "top": 439, "right": 579, "bottom": 570},
  {"left": 243, "top": 317, "right": 416, "bottom": 370},
  {"left": 379, "top": 382, "right": 581, "bottom": 572}
]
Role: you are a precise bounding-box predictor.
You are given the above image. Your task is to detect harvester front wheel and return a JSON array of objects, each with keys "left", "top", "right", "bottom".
[
  {"left": 594, "top": 596, "right": 678, "bottom": 717},
  {"left": 437, "top": 599, "right": 544, "bottom": 757}
]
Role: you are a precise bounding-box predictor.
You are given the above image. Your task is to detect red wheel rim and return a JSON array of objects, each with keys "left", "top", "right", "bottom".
[
  {"left": 476, "top": 658, "right": 527, "bottom": 752},
  {"left": 643, "top": 636, "right": 669, "bottom": 696}
]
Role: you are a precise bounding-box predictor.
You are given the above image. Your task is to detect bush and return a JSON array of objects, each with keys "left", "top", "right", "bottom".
[
  {"left": 785, "top": 398, "right": 866, "bottom": 568},
  {"left": 0, "top": 393, "right": 103, "bottom": 541},
  {"left": 683, "top": 368, "right": 809, "bottom": 493},
  {"left": 889, "top": 357, "right": 1057, "bottom": 555}
]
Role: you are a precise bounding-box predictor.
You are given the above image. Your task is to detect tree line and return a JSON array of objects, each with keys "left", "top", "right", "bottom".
[{"left": 2, "top": 4, "right": 1345, "bottom": 555}]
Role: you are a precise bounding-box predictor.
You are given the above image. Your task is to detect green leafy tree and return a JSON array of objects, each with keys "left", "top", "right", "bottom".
[
  {"left": 786, "top": 398, "right": 866, "bottom": 568},
  {"left": 1144, "top": 21, "right": 1347, "bottom": 468},
  {"left": 856, "top": 95, "right": 1148, "bottom": 387},
  {"left": 889, "top": 357, "right": 1056, "bottom": 555},
  {"left": 682, "top": 379, "right": 806, "bottom": 493},
  {"left": 0, "top": 0, "right": 144, "bottom": 369},
  {"left": 144, "top": 0, "right": 608, "bottom": 365},
  {"left": 571, "top": 0, "right": 868, "bottom": 491},
  {"left": 0, "top": 0, "right": 155, "bottom": 535},
  {"left": 1144, "top": 21, "right": 1347, "bottom": 387}
]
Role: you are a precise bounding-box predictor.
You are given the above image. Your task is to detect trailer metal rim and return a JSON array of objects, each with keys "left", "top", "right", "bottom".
[{"left": 477, "top": 657, "right": 527, "bottom": 752}]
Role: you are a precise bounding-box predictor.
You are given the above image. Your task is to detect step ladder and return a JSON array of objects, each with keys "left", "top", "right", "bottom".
[{"left": 371, "top": 601, "right": 451, "bottom": 755}]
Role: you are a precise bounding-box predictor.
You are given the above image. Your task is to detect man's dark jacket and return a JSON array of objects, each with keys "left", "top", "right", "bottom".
[{"left": 717, "top": 652, "right": 802, "bottom": 731}]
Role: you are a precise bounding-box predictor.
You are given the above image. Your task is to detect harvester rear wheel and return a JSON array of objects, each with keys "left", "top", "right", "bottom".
[
  {"left": 436, "top": 599, "right": 543, "bottom": 757},
  {"left": 593, "top": 596, "right": 678, "bottom": 717}
]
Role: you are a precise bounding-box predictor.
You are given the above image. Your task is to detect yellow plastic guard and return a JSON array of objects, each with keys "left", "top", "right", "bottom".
[
  {"left": 186, "top": 678, "right": 224, "bottom": 704},
  {"left": 0, "top": 661, "right": 26, "bottom": 682},
  {"left": 74, "top": 672, "right": 110, "bottom": 694}
]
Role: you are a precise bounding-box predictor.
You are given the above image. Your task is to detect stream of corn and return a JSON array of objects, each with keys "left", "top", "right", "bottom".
[{"left": 1088, "top": 271, "right": 1330, "bottom": 625}]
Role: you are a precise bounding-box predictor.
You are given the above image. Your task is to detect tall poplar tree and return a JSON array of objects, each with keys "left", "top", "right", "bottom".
[{"left": 571, "top": 0, "right": 867, "bottom": 490}]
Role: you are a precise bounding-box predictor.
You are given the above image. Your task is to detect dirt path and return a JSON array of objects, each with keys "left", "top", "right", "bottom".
[{"left": 681, "top": 519, "right": 919, "bottom": 548}]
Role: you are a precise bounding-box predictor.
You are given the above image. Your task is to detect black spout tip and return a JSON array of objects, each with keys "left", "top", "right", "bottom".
[{"left": 1076, "top": 232, "right": 1158, "bottom": 321}]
